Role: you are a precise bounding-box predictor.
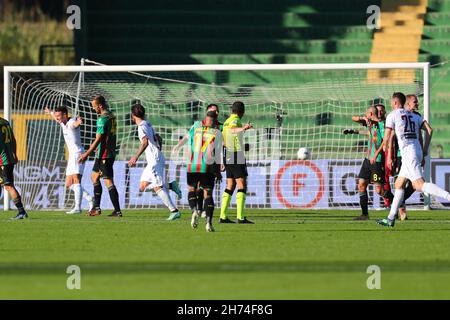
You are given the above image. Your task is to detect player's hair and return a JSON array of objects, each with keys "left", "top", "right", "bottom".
[
  {"left": 231, "top": 101, "right": 245, "bottom": 114},
  {"left": 406, "top": 94, "right": 418, "bottom": 102},
  {"left": 93, "top": 95, "right": 108, "bottom": 108},
  {"left": 367, "top": 106, "right": 377, "bottom": 115},
  {"left": 207, "top": 103, "right": 219, "bottom": 113},
  {"left": 392, "top": 92, "right": 406, "bottom": 106},
  {"left": 54, "top": 106, "right": 68, "bottom": 115},
  {"left": 206, "top": 110, "right": 218, "bottom": 119},
  {"left": 131, "top": 103, "right": 146, "bottom": 119}
]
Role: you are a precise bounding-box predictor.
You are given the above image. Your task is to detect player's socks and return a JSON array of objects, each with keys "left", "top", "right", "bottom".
[
  {"left": 196, "top": 189, "right": 204, "bottom": 213},
  {"left": 422, "top": 182, "right": 450, "bottom": 201},
  {"left": 71, "top": 184, "right": 82, "bottom": 211},
  {"left": 383, "top": 188, "right": 393, "bottom": 207},
  {"left": 388, "top": 188, "right": 405, "bottom": 221},
  {"left": 107, "top": 185, "right": 121, "bottom": 212},
  {"left": 156, "top": 187, "right": 177, "bottom": 212},
  {"left": 168, "top": 181, "right": 182, "bottom": 199},
  {"left": 403, "top": 181, "right": 415, "bottom": 203},
  {"left": 359, "top": 191, "right": 369, "bottom": 216},
  {"left": 12, "top": 196, "right": 26, "bottom": 214},
  {"left": 204, "top": 196, "right": 214, "bottom": 225},
  {"left": 188, "top": 191, "right": 197, "bottom": 211},
  {"left": 93, "top": 182, "right": 102, "bottom": 208},
  {"left": 236, "top": 189, "right": 246, "bottom": 220},
  {"left": 220, "top": 189, "right": 233, "bottom": 219}
]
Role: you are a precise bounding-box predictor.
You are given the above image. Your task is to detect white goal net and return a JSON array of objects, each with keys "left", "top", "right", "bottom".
[{"left": 3, "top": 63, "right": 432, "bottom": 211}]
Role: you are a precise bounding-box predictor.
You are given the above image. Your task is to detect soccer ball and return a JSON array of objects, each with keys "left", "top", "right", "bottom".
[{"left": 297, "top": 147, "right": 311, "bottom": 160}]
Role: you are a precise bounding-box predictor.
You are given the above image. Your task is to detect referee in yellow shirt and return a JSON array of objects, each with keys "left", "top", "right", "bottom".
[{"left": 220, "top": 101, "right": 254, "bottom": 224}]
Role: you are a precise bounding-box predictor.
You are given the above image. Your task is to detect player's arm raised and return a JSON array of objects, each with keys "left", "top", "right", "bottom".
[
  {"left": 72, "top": 116, "right": 83, "bottom": 128},
  {"left": 128, "top": 136, "right": 148, "bottom": 167},
  {"left": 44, "top": 107, "right": 58, "bottom": 122},
  {"left": 351, "top": 115, "right": 367, "bottom": 125},
  {"left": 230, "top": 121, "right": 252, "bottom": 134}
]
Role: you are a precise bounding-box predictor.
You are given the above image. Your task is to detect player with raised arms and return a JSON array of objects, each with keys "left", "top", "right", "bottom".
[
  {"left": 78, "top": 95, "right": 122, "bottom": 217},
  {"left": 377, "top": 92, "right": 450, "bottom": 227},
  {"left": 0, "top": 117, "right": 28, "bottom": 219},
  {"left": 348, "top": 105, "right": 387, "bottom": 220},
  {"left": 44, "top": 106, "right": 94, "bottom": 214},
  {"left": 128, "top": 103, "right": 182, "bottom": 221},
  {"left": 187, "top": 111, "right": 223, "bottom": 232},
  {"left": 220, "top": 101, "right": 253, "bottom": 224}
]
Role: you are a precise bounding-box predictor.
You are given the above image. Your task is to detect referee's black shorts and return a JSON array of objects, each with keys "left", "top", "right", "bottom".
[{"left": 225, "top": 164, "right": 248, "bottom": 179}]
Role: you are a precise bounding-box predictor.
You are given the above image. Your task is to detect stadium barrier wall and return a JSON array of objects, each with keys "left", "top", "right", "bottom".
[{"left": 1, "top": 159, "right": 448, "bottom": 210}]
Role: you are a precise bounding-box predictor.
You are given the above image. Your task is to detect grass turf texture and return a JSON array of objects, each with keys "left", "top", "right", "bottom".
[{"left": 1, "top": 209, "right": 450, "bottom": 299}]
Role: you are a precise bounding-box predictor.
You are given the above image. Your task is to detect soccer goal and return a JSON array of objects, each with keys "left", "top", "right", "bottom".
[{"left": 3, "top": 62, "right": 434, "bottom": 211}]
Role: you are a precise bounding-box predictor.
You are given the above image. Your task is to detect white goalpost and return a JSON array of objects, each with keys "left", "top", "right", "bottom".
[{"left": 3, "top": 62, "right": 432, "bottom": 211}]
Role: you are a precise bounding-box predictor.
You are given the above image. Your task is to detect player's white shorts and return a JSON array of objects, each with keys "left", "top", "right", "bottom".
[
  {"left": 66, "top": 152, "right": 85, "bottom": 176},
  {"left": 140, "top": 161, "right": 165, "bottom": 188},
  {"left": 398, "top": 145, "right": 423, "bottom": 182}
]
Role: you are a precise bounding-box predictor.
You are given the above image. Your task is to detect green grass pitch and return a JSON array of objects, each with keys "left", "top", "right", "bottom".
[{"left": 1, "top": 209, "right": 450, "bottom": 299}]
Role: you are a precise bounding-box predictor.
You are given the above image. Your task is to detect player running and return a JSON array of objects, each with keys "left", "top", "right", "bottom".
[
  {"left": 0, "top": 117, "right": 28, "bottom": 219},
  {"left": 127, "top": 103, "right": 182, "bottom": 221},
  {"left": 44, "top": 106, "right": 94, "bottom": 214},
  {"left": 78, "top": 95, "right": 122, "bottom": 217},
  {"left": 391, "top": 94, "right": 424, "bottom": 220},
  {"left": 349, "top": 105, "right": 387, "bottom": 220},
  {"left": 172, "top": 103, "right": 222, "bottom": 218},
  {"left": 220, "top": 101, "right": 253, "bottom": 224},
  {"left": 377, "top": 92, "right": 450, "bottom": 227},
  {"left": 187, "top": 111, "right": 223, "bottom": 232}
]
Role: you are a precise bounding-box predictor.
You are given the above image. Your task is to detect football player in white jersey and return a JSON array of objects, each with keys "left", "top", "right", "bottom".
[
  {"left": 45, "top": 106, "right": 93, "bottom": 214},
  {"left": 128, "top": 104, "right": 182, "bottom": 220},
  {"left": 377, "top": 92, "right": 450, "bottom": 227}
]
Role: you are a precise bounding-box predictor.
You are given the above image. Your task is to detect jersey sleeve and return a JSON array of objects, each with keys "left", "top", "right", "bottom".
[
  {"left": 67, "top": 118, "right": 76, "bottom": 129},
  {"left": 96, "top": 117, "right": 105, "bottom": 134},
  {"left": 385, "top": 112, "right": 395, "bottom": 130},
  {"left": 227, "top": 119, "right": 240, "bottom": 128},
  {"left": 137, "top": 124, "right": 145, "bottom": 140},
  {"left": 188, "top": 122, "right": 198, "bottom": 138},
  {"left": 418, "top": 115, "right": 425, "bottom": 129}
]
